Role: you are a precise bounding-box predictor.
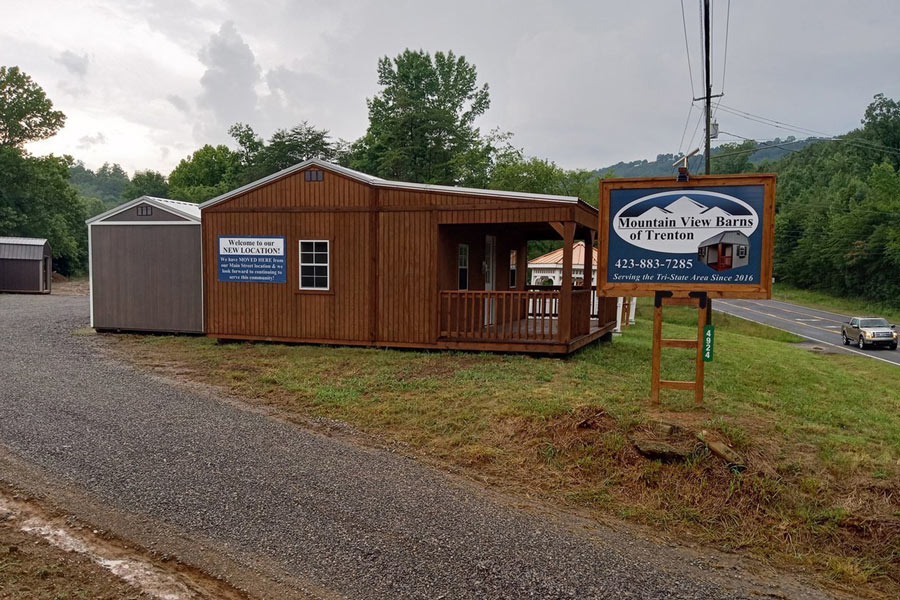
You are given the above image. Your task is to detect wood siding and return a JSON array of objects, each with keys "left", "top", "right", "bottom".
[
  {"left": 203, "top": 170, "right": 373, "bottom": 343},
  {"left": 0, "top": 259, "right": 42, "bottom": 292},
  {"left": 91, "top": 225, "right": 202, "bottom": 332}
]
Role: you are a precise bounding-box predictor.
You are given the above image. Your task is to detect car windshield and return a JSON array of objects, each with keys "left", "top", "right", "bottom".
[{"left": 859, "top": 318, "right": 889, "bottom": 327}]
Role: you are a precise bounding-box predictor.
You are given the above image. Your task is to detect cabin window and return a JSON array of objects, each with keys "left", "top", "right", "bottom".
[
  {"left": 509, "top": 250, "right": 517, "bottom": 288},
  {"left": 299, "top": 240, "right": 329, "bottom": 290},
  {"left": 457, "top": 244, "right": 469, "bottom": 290},
  {"left": 698, "top": 246, "right": 706, "bottom": 259},
  {"left": 136, "top": 205, "right": 152, "bottom": 216},
  {"left": 304, "top": 169, "right": 324, "bottom": 182},
  {"left": 736, "top": 245, "right": 747, "bottom": 259}
]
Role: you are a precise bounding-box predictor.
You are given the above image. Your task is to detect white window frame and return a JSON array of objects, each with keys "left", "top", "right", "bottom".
[
  {"left": 299, "top": 239, "right": 330, "bottom": 290},
  {"left": 737, "top": 244, "right": 747, "bottom": 259},
  {"left": 458, "top": 244, "right": 469, "bottom": 290}
]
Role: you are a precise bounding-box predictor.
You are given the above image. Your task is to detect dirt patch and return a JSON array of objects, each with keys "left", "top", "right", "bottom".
[
  {"left": 52, "top": 278, "right": 89, "bottom": 296},
  {"left": 0, "top": 485, "right": 251, "bottom": 600}
]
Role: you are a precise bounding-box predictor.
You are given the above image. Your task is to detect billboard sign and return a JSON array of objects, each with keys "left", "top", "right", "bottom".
[
  {"left": 599, "top": 174, "right": 775, "bottom": 298},
  {"left": 217, "top": 236, "right": 286, "bottom": 283}
]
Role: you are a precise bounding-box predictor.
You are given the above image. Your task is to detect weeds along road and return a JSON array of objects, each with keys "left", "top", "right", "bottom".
[
  {"left": 714, "top": 298, "right": 900, "bottom": 367},
  {"left": 0, "top": 293, "right": 836, "bottom": 600}
]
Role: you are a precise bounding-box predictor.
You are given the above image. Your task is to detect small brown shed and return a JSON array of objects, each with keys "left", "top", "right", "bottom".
[
  {"left": 87, "top": 196, "right": 202, "bottom": 333},
  {"left": 0, "top": 237, "right": 52, "bottom": 293},
  {"left": 201, "top": 159, "right": 618, "bottom": 354}
]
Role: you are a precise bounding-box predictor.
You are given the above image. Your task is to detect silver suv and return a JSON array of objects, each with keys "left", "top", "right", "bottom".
[{"left": 841, "top": 317, "right": 898, "bottom": 350}]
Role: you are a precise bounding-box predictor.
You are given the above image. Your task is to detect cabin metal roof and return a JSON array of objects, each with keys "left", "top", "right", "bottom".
[
  {"left": 698, "top": 230, "right": 750, "bottom": 247},
  {"left": 200, "top": 158, "right": 591, "bottom": 210},
  {"left": 0, "top": 237, "right": 50, "bottom": 260},
  {"left": 86, "top": 196, "right": 201, "bottom": 224},
  {"left": 527, "top": 241, "right": 598, "bottom": 267}
]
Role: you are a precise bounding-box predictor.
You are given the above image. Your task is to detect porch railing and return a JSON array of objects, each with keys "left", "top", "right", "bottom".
[
  {"left": 440, "top": 290, "right": 561, "bottom": 341},
  {"left": 526, "top": 284, "right": 606, "bottom": 320}
]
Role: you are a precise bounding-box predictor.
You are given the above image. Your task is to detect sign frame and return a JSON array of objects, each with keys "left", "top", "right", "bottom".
[{"left": 598, "top": 173, "right": 776, "bottom": 299}]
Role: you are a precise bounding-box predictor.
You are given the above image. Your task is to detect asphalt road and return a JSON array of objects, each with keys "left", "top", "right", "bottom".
[
  {"left": 714, "top": 298, "right": 900, "bottom": 366},
  {"left": 0, "top": 293, "right": 835, "bottom": 599}
]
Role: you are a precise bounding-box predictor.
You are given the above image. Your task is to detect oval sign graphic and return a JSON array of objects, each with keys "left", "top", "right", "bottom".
[{"left": 613, "top": 190, "right": 759, "bottom": 254}]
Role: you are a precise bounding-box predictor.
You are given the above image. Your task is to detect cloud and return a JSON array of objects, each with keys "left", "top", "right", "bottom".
[
  {"left": 167, "top": 94, "right": 192, "bottom": 114},
  {"left": 195, "top": 21, "right": 260, "bottom": 143},
  {"left": 55, "top": 50, "right": 89, "bottom": 78},
  {"left": 77, "top": 132, "right": 106, "bottom": 149}
]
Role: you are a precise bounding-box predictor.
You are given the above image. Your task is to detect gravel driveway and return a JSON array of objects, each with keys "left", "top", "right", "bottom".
[{"left": 0, "top": 293, "right": 832, "bottom": 600}]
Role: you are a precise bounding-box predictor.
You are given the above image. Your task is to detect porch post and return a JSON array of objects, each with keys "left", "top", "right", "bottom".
[
  {"left": 558, "top": 222, "right": 575, "bottom": 342},
  {"left": 516, "top": 239, "right": 528, "bottom": 287},
  {"left": 583, "top": 230, "right": 594, "bottom": 290}
]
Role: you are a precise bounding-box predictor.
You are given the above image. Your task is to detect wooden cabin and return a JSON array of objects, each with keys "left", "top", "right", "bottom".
[
  {"left": 697, "top": 230, "right": 750, "bottom": 272},
  {"left": 200, "top": 159, "right": 617, "bottom": 354}
]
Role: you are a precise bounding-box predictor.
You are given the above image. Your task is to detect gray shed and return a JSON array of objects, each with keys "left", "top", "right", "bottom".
[
  {"left": 0, "top": 237, "right": 52, "bottom": 293},
  {"left": 697, "top": 230, "right": 750, "bottom": 272},
  {"left": 87, "top": 196, "right": 202, "bottom": 333}
]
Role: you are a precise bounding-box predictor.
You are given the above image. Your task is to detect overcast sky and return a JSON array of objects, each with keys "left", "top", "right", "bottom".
[{"left": 5, "top": 0, "right": 899, "bottom": 175}]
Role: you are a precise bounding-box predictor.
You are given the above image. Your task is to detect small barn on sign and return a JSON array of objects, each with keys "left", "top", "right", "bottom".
[{"left": 697, "top": 230, "right": 750, "bottom": 272}]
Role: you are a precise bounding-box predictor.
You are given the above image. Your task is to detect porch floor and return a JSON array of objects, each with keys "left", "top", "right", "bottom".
[{"left": 437, "top": 318, "right": 613, "bottom": 354}]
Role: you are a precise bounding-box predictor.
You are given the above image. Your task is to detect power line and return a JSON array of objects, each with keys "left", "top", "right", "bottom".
[
  {"left": 680, "top": 0, "right": 696, "bottom": 98},
  {"left": 714, "top": 105, "right": 900, "bottom": 156},
  {"left": 717, "top": 130, "right": 806, "bottom": 155},
  {"left": 717, "top": 104, "right": 833, "bottom": 137},
  {"left": 678, "top": 103, "right": 696, "bottom": 153},
  {"left": 686, "top": 104, "right": 705, "bottom": 153},
  {"left": 709, "top": 134, "right": 900, "bottom": 160}
]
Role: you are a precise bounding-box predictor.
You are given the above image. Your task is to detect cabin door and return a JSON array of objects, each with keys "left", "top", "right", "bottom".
[{"left": 484, "top": 235, "right": 497, "bottom": 327}]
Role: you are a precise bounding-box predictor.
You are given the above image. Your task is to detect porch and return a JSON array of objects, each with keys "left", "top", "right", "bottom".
[
  {"left": 434, "top": 214, "right": 617, "bottom": 354},
  {"left": 438, "top": 288, "right": 616, "bottom": 353}
]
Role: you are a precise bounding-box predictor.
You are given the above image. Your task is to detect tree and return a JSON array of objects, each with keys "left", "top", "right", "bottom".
[
  {"left": 768, "top": 93, "right": 900, "bottom": 307},
  {"left": 229, "top": 121, "right": 337, "bottom": 184},
  {"left": 123, "top": 170, "right": 168, "bottom": 200},
  {"left": 0, "top": 147, "right": 88, "bottom": 274},
  {"left": 68, "top": 161, "right": 130, "bottom": 208},
  {"left": 350, "top": 49, "right": 490, "bottom": 185},
  {"left": 262, "top": 122, "right": 335, "bottom": 171},
  {"left": 860, "top": 93, "right": 900, "bottom": 169},
  {"left": 228, "top": 122, "right": 264, "bottom": 174},
  {"left": 168, "top": 144, "right": 241, "bottom": 203},
  {"left": 487, "top": 150, "right": 601, "bottom": 258},
  {"left": 0, "top": 66, "right": 66, "bottom": 146},
  {"left": 710, "top": 140, "right": 756, "bottom": 174}
]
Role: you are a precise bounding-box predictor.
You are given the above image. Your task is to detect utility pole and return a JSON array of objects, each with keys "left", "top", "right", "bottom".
[{"left": 703, "top": 0, "right": 712, "bottom": 175}]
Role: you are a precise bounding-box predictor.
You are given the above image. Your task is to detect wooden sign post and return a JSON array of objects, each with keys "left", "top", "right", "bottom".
[{"left": 598, "top": 174, "right": 776, "bottom": 405}]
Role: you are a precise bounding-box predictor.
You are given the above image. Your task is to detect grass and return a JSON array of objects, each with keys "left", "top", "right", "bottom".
[
  {"left": 774, "top": 282, "right": 900, "bottom": 324},
  {"left": 106, "top": 306, "right": 900, "bottom": 598}
]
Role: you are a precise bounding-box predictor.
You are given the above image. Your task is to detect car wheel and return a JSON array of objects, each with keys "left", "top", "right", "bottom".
[
  {"left": 891, "top": 343, "right": 898, "bottom": 351},
  {"left": 858, "top": 336, "right": 866, "bottom": 349},
  {"left": 841, "top": 332, "right": 849, "bottom": 345}
]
